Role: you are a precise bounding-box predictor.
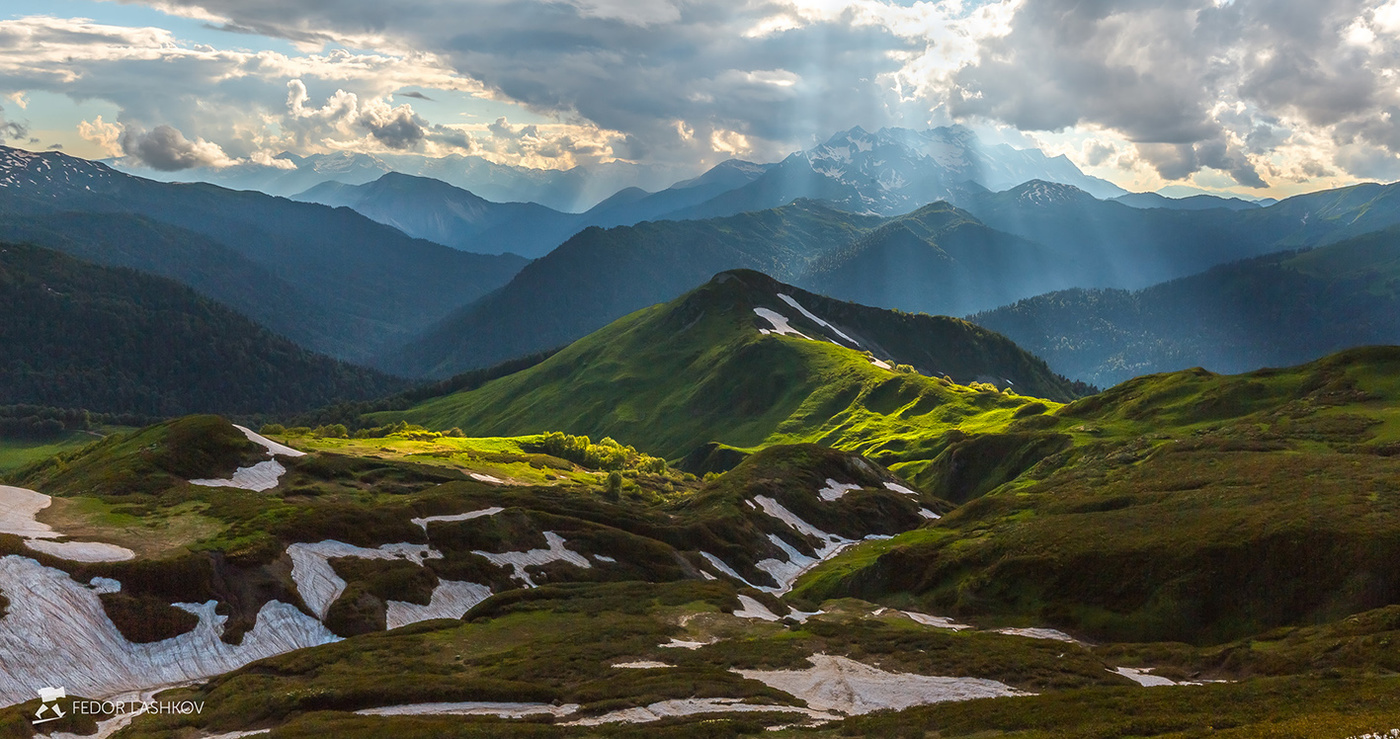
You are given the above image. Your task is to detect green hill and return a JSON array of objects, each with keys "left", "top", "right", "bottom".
[
  {"left": 382, "top": 269, "right": 1080, "bottom": 466},
  {"left": 971, "top": 226, "right": 1400, "bottom": 386},
  {"left": 791, "top": 346, "right": 1400, "bottom": 645},
  {"left": 0, "top": 242, "right": 403, "bottom": 416}
]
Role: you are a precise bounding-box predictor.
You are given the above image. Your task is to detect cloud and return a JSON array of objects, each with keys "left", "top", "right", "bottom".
[
  {"left": 396, "top": 90, "right": 433, "bottom": 101},
  {"left": 120, "top": 124, "right": 238, "bottom": 170},
  {"left": 77, "top": 115, "right": 124, "bottom": 157},
  {"left": 356, "top": 98, "right": 426, "bottom": 149},
  {"left": 0, "top": 103, "right": 28, "bottom": 144}
]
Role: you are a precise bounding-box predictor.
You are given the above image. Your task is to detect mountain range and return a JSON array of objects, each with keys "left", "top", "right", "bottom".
[{"left": 0, "top": 146, "right": 526, "bottom": 363}]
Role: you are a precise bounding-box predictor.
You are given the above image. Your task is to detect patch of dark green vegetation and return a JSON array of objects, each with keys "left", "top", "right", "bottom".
[
  {"left": 324, "top": 557, "right": 441, "bottom": 635},
  {"left": 98, "top": 591, "right": 201, "bottom": 643}
]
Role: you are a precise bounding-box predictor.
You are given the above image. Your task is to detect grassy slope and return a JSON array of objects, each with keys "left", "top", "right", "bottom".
[
  {"left": 792, "top": 346, "right": 1400, "bottom": 645},
  {"left": 385, "top": 270, "right": 1075, "bottom": 466}
]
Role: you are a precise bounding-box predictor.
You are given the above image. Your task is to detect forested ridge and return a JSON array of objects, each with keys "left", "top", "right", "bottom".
[{"left": 0, "top": 242, "right": 405, "bottom": 419}]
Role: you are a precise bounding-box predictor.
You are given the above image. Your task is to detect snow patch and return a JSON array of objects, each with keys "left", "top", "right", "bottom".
[
  {"left": 700, "top": 551, "right": 758, "bottom": 587},
  {"left": 900, "top": 611, "right": 972, "bottom": 630},
  {"left": 1, "top": 485, "right": 135, "bottom": 561},
  {"left": 733, "top": 594, "right": 781, "bottom": 621},
  {"left": 753, "top": 308, "right": 811, "bottom": 340},
  {"left": 189, "top": 460, "right": 287, "bottom": 492},
  {"left": 189, "top": 426, "right": 304, "bottom": 491},
  {"left": 567, "top": 697, "right": 837, "bottom": 726},
  {"left": 0, "top": 485, "right": 57, "bottom": 538},
  {"left": 869, "top": 358, "right": 892, "bottom": 370},
  {"left": 883, "top": 482, "right": 919, "bottom": 496},
  {"left": 613, "top": 661, "right": 673, "bottom": 669},
  {"left": 411, "top": 507, "right": 503, "bottom": 530},
  {"left": 25, "top": 539, "right": 135, "bottom": 563},
  {"left": 469, "top": 472, "right": 503, "bottom": 484},
  {"left": 658, "top": 637, "right": 718, "bottom": 649},
  {"left": 737, "top": 654, "right": 1031, "bottom": 715},
  {"left": 593, "top": 554, "right": 616, "bottom": 563},
  {"left": 1111, "top": 667, "right": 1179, "bottom": 687},
  {"left": 287, "top": 541, "right": 442, "bottom": 620},
  {"left": 385, "top": 580, "right": 491, "bottom": 630},
  {"left": 473, "top": 531, "right": 590, "bottom": 587},
  {"left": 234, "top": 425, "right": 305, "bottom": 458},
  {"left": 818, "top": 479, "right": 862, "bottom": 501},
  {"left": 995, "top": 627, "right": 1079, "bottom": 643},
  {"left": 358, "top": 702, "right": 580, "bottom": 719},
  {"left": 0, "top": 555, "right": 337, "bottom": 708},
  {"left": 777, "top": 294, "right": 859, "bottom": 345}
]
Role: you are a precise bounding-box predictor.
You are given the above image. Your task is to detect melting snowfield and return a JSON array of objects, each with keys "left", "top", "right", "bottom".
[
  {"left": 358, "top": 702, "right": 581, "bottom": 719},
  {"left": 753, "top": 307, "right": 813, "bottom": 340},
  {"left": 287, "top": 541, "right": 442, "bottom": 619},
  {"left": 0, "top": 555, "right": 336, "bottom": 707},
  {"left": 818, "top": 478, "right": 863, "bottom": 501},
  {"left": 737, "top": 654, "right": 1032, "bottom": 715},
  {"left": 411, "top": 507, "right": 504, "bottom": 530},
  {"left": 190, "top": 425, "right": 304, "bottom": 492},
  {"left": 777, "top": 293, "right": 859, "bottom": 345},
  {"left": 0, "top": 485, "right": 135, "bottom": 562},
  {"left": 384, "top": 580, "right": 492, "bottom": 629},
  {"left": 474, "top": 531, "right": 591, "bottom": 587}
]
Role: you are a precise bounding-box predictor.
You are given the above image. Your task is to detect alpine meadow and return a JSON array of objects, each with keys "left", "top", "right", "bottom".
[{"left": 2, "top": 2, "right": 1400, "bottom": 738}]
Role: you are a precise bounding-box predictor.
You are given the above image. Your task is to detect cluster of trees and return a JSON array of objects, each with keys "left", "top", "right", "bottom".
[
  {"left": 0, "top": 404, "right": 154, "bottom": 439},
  {"left": 261, "top": 421, "right": 465, "bottom": 441},
  {"left": 538, "top": 431, "right": 667, "bottom": 473}
]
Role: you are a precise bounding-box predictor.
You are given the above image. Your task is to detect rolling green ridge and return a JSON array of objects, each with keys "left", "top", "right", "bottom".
[
  {"left": 791, "top": 346, "right": 1400, "bottom": 645},
  {"left": 382, "top": 269, "right": 1079, "bottom": 464},
  {"left": 971, "top": 226, "right": 1400, "bottom": 387},
  {"left": 0, "top": 242, "right": 404, "bottom": 416}
]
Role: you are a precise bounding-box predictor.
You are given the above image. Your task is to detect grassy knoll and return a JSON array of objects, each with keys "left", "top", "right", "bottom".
[{"left": 381, "top": 270, "right": 1069, "bottom": 469}]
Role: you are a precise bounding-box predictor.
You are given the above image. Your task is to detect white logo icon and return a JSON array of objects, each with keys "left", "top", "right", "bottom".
[{"left": 33, "top": 686, "right": 67, "bottom": 725}]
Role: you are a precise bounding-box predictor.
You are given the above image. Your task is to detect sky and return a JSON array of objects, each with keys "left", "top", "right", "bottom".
[{"left": 2, "top": 0, "right": 1399, "bottom": 198}]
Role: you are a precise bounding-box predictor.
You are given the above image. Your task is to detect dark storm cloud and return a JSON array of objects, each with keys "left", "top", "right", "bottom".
[{"left": 119, "top": 124, "right": 232, "bottom": 170}]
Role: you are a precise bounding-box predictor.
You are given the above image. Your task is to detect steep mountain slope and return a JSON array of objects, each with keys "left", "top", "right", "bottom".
[
  {"left": 672, "top": 126, "right": 1125, "bottom": 221},
  {"left": 387, "top": 200, "right": 883, "bottom": 377},
  {"left": 970, "top": 227, "right": 1400, "bottom": 386},
  {"left": 294, "top": 173, "right": 583, "bottom": 258},
  {"left": 0, "top": 212, "right": 340, "bottom": 355},
  {"left": 0, "top": 146, "right": 526, "bottom": 363},
  {"left": 386, "top": 269, "right": 1078, "bottom": 463},
  {"left": 803, "top": 202, "right": 1081, "bottom": 316},
  {"left": 793, "top": 346, "right": 1400, "bottom": 645},
  {"left": 0, "top": 243, "right": 403, "bottom": 416}
]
